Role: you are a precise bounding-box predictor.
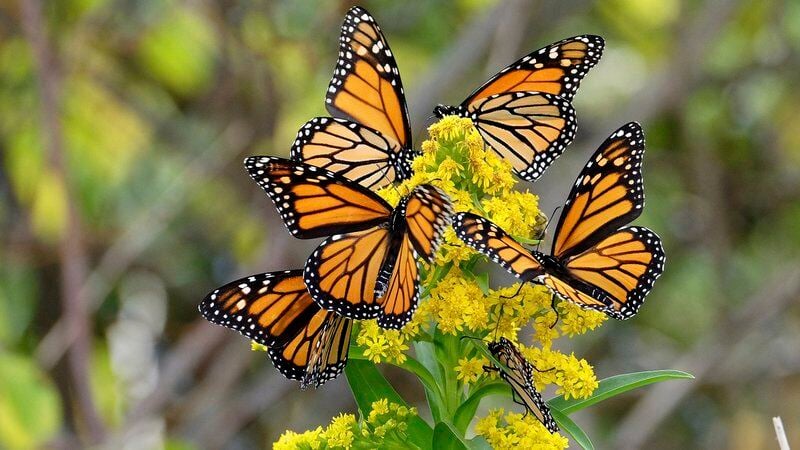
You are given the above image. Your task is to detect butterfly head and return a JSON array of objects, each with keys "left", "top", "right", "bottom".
[{"left": 433, "top": 104, "right": 465, "bottom": 118}]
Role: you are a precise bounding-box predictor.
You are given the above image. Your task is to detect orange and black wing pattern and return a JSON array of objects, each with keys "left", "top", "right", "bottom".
[
  {"left": 291, "top": 117, "right": 412, "bottom": 190},
  {"left": 326, "top": 6, "right": 411, "bottom": 150},
  {"left": 467, "top": 92, "right": 576, "bottom": 181},
  {"left": 464, "top": 35, "right": 604, "bottom": 104},
  {"left": 199, "top": 270, "right": 352, "bottom": 388},
  {"left": 244, "top": 156, "right": 392, "bottom": 239},
  {"left": 303, "top": 184, "right": 452, "bottom": 329},
  {"left": 403, "top": 185, "right": 454, "bottom": 262},
  {"left": 487, "top": 338, "right": 558, "bottom": 433},
  {"left": 551, "top": 122, "right": 646, "bottom": 259},
  {"left": 453, "top": 212, "right": 543, "bottom": 282},
  {"left": 304, "top": 227, "right": 391, "bottom": 320},
  {"left": 561, "top": 226, "right": 665, "bottom": 319}
]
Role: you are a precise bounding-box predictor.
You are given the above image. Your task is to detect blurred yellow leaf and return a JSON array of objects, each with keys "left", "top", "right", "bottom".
[
  {"left": 136, "top": 7, "right": 219, "bottom": 96},
  {"left": 0, "top": 352, "right": 62, "bottom": 449},
  {"left": 31, "top": 170, "right": 68, "bottom": 242}
]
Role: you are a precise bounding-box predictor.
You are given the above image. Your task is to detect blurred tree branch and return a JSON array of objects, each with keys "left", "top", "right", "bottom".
[
  {"left": 20, "top": 0, "right": 106, "bottom": 443},
  {"left": 614, "top": 265, "right": 800, "bottom": 449}
]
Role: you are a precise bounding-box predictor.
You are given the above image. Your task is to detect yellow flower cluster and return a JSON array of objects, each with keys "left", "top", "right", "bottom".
[
  {"left": 455, "top": 356, "right": 489, "bottom": 385},
  {"left": 522, "top": 346, "right": 599, "bottom": 400},
  {"left": 475, "top": 409, "right": 569, "bottom": 450},
  {"left": 355, "top": 321, "right": 410, "bottom": 365},
  {"left": 273, "top": 400, "right": 417, "bottom": 449}
]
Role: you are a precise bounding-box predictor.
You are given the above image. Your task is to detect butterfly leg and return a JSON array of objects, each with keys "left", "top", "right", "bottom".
[{"left": 548, "top": 292, "right": 560, "bottom": 329}]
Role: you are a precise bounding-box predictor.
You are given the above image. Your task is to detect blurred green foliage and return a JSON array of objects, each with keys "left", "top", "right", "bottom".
[{"left": 1, "top": 0, "right": 799, "bottom": 448}]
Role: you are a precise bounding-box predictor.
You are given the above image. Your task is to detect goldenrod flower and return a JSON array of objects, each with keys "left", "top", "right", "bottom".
[
  {"left": 476, "top": 409, "right": 568, "bottom": 450},
  {"left": 356, "top": 321, "right": 409, "bottom": 364},
  {"left": 273, "top": 427, "right": 324, "bottom": 450},
  {"left": 455, "top": 356, "right": 488, "bottom": 384},
  {"left": 325, "top": 414, "right": 356, "bottom": 449}
]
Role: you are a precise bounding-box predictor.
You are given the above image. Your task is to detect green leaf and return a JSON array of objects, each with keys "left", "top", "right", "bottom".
[
  {"left": 550, "top": 408, "right": 593, "bottom": 450},
  {"left": 345, "top": 360, "right": 433, "bottom": 448},
  {"left": 0, "top": 352, "right": 62, "bottom": 449},
  {"left": 474, "top": 273, "right": 490, "bottom": 295},
  {"left": 432, "top": 422, "right": 470, "bottom": 450},
  {"left": 452, "top": 382, "right": 509, "bottom": 433},
  {"left": 349, "top": 348, "right": 440, "bottom": 403},
  {"left": 548, "top": 369, "right": 694, "bottom": 414}
]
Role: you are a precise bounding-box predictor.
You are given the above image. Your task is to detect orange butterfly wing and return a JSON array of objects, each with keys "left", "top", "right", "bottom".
[
  {"left": 199, "top": 270, "right": 352, "bottom": 387},
  {"left": 326, "top": 6, "right": 411, "bottom": 150},
  {"left": 465, "top": 35, "right": 604, "bottom": 103},
  {"left": 404, "top": 185, "right": 454, "bottom": 262},
  {"left": 561, "top": 226, "right": 665, "bottom": 319},
  {"left": 244, "top": 156, "right": 392, "bottom": 239},
  {"left": 467, "top": 92, "right": 576, "bottom": 180},
  {"left": 291, "top": 117, "right": 412, "bottom": 190},
  {"left": 551, "top": 122, "right": 646, "bottom": 259},
  {"left": 454, "top": 212, "right": 543, "bottom": 282}
]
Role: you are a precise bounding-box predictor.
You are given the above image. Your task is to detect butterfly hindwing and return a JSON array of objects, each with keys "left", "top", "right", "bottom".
[
  {"left": 551, "top": 122, "right": 646, "bottom": 259},
  {"left": 326, "top": 6, "right": 411, "bottom": 150},
  {"left": 453, "top": 212, "right": 543, "bottom": 282},
  {"left": 464, "top": 35, "right": 604, "bottom": 103},
  {"left": 291, "top": 116, "right": 414, "bottom": 190},
  {"left": 468, "top": 92, "right": 577, "bottom": 181},
  {"left": 244, "top": 156, "right": 392, "bottom": 239},
  {"left": 404, "top": 185, "right": 454, "bottom": 262},
  {"left": 561, "top": 225, "right": 665, "bottom": 319}
]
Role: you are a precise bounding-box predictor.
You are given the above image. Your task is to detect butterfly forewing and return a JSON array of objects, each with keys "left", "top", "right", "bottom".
[
  {"left": 469, "top": 92, "right": 577, "bottom": 181},
  {"left": 199, "top": 270, "right": 318, "bottom": 348},
  {"left": 454, "top": 212, "right": 543, "bottom": 282},
  {"left": 551, "top": 122, "right": 645, "bottom": 259},
  {"left": 465, "top": 35, "right": 604, "bottom": 104},
  {"left": 244, "top": 156, "right": 392, "bottom": 239},
  {"left": 563, "top": 226, "right": 665, "bottom": 319},
  {"left": 326, "top": 6, "right": 411, "bottom": 149}
]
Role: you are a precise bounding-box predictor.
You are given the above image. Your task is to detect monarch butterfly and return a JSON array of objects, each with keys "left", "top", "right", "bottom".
[
  {"left": 244, "top": 156, "right": 453, "bottom": 329},
  {"left": 434, "top": 35, "right": 604, "bottom": 181},
  {"left": 454, "top": 122, "right": 665, "bottom": 319},
  {"left": 199, "top": 270, "right": 352, "bottom": 388},
  {"left": 485, "top": 338, "right": 558, "bottom": 433},
  {"left": 292, "top": 7, "right": 416, "bottom": 190}
]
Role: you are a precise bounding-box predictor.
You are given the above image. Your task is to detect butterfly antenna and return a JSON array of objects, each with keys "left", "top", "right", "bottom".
[{"left": 536, "top": 206, "right": 562, "bottom": 252}]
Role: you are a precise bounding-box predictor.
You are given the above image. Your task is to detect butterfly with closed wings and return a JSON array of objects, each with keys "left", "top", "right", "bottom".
[
  {"left": 199, "top": 270, "right": 352, "bottom": 389},
  {"left": 454, "top": 122, "right": 665, "bottom": 319},
  {"left": 434, "top": 35, "right": 604, "bottom": 181},
  {"left": 292, "top": 6, "right": 416, "bottom": 190},
  {"left": 485, "top": 337, "right": 559, "bottom": 433},
  {"left": 244, "top": 156, "right": 453, "bottom": 329}
]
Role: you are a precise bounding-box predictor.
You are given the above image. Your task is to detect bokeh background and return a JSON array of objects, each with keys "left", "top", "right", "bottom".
[{"left": 1, "top": 0, "right": 799, "bottom": 448}]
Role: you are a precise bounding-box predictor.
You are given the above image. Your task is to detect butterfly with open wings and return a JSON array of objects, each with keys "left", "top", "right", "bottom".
[
  {"left": 434, "top": 35, "right": 604, "bottom": 181},
  {"left": 455, "top": 122, "right": 665, "bottom": 319},
  {"left": 292, "top": 6, "right": 417, "bottom": 190}
]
